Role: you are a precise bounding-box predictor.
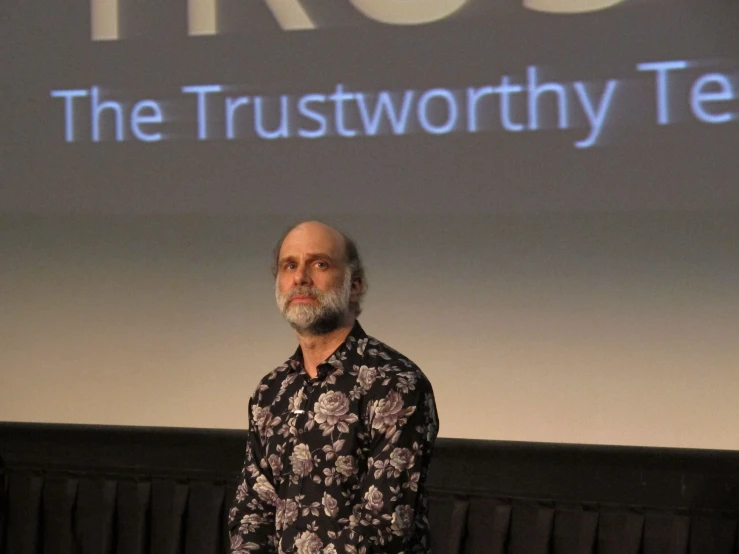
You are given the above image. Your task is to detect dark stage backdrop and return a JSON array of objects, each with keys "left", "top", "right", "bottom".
[{"left": 1, "top": 0, "right": 738, "bottom": 448}]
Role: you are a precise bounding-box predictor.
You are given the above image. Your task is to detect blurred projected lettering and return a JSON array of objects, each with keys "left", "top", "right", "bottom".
[
  {"left": 89, "top": 0, "right": 629, "bottom": 40},
  {"left": 264, "top": 0, "right": 317, "bottom": 30},
  {"left": 50, "top": 87, "right": 164, "bottom": 142},
  {"left": 91, "top": 0, "right": 118, "bottom": 40},
  {"left": 349, "top": 0, "right": 469, "bottom": 24},
  {"left": 188, "top": 0, "right": 218, "bottom": 36},
  {"left": 637, "top": 60, "right": 738, "bottom": 125},
  {"left": 50, "top": 60, "right": 738, "bottom": 147},
  {"left": 524, "top": 0, "right": 623, "bottom": 13}
]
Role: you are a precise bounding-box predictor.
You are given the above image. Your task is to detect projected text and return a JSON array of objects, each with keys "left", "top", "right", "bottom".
[
  {"left": 50, "top": 60, "right": 738, "bottom": 149},
  {"left": 90, "top": 0, "right": 630, "bottom": 40}
]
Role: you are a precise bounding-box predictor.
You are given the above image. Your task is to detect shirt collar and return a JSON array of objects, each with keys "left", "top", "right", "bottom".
[{"left": 287, "top": 320, "right": 368, "bottom": 379}]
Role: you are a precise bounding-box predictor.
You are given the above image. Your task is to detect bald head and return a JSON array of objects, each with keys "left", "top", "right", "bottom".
[{"left": 282, "top": 221, "right": 347, "bottom": 265}]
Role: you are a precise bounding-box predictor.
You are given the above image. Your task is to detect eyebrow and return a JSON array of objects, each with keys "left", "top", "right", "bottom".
[{"left": 278, "top": 253, "right": 336, "bottom": 266}]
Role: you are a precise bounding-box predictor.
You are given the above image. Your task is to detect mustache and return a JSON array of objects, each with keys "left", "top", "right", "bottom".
[{"left": 285, "top": 286, "right": 322, "bottom": 300}]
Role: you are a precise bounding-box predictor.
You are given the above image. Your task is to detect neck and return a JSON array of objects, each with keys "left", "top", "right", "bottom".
[{"left": 296, "top": 316, "right": 356, "bottom": 378}]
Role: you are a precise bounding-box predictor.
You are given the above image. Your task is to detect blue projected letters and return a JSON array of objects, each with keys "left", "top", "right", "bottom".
[
  {"left": 297, "top": 95, "right": 329, "bottom": 138},
  {"left": 356, "top": 91, "right": 415, "bottom": 135},
  {"left": 182, "top": 85, "right": 223, "bottom": 140},
  {"left": 527, "top": 66, "right": 569, "bottom": 131},
  {"left": 690, "top": 74, "right": 735, "bottom": 124},
  {"left": 330, "top": 85, "right": 358, "bottom": 138},
  {"left": 254, "top": 96, "right": 291, "bottom": 139},
  {"left": 638, "top": 60, "right": 737, "bottom": 125},
  {"left": 130, "top": 100, "right": 164, "bottom": 141},
  {"left": 417, "top": 89, "right": 459, "bottom": 135},
  {"left": 637, "top": 60, "right": 689, "bottom": 125},
  {"left": 50, "top": 59, "right": 738, "bottom": 147},
  {"left": 572, "top": 81, "right": 619, "bottom": 149},
  {"left": 50, "top": 87, "right": 164, "bottom": 142},
  {"left": 50, "top": 89, "right": 89, "bottom": 142}
]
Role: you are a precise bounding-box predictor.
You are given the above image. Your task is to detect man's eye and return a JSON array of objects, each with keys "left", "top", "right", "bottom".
[
  {"left": 284, "top": 263, "right": 297, "bottom": 270},
  {"left": 314, "top": 261, "right": 328, "bottom": 269}
]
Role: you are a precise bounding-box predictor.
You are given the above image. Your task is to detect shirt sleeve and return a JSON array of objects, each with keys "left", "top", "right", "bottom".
[
  {"left": 278, "top": 378, "right": 439, "bottom": 554},
  {"left": 229, "top": 396, "right": 279, "bottom": 554}
]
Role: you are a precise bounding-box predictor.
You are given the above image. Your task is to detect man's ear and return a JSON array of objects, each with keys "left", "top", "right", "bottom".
[{"left": 350, "top": 277, "right": 363, "bottom": 296}]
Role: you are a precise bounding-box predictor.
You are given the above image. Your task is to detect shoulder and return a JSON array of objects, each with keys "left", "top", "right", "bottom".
[
  {"left": 359, "top": 335, "right": 439, "bottom": 440},
  {"left": 250, "top": 359, "right": 299, "bottom": 405},
  {"left": 360, "top": 334, "right": 434, "bottom": 398}
]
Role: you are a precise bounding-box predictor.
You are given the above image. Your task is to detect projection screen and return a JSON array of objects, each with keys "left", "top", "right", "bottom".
[{"left": 1, "top": 0, "right": 738, "bottom": 449}]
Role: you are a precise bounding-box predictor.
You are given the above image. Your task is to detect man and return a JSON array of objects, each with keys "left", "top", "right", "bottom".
[{"left": 229, "top": 221, "right": 439, "bottom": 554}]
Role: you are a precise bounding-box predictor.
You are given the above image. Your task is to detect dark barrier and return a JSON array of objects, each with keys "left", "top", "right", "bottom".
[
  {"left": 1, "top": 422, "right": 738, "bottom": 554},
  {"left": 0, "top": 453, "right": 6, "bottom": 551}
]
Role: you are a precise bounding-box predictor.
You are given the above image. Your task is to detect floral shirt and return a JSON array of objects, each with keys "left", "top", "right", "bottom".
[{"left": 229, "top": 322, "right": 439, "bottom": 554}]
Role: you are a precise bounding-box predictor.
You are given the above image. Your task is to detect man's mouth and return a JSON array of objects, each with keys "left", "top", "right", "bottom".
[{"left": 290, "top": 295, "right": 316, "bottom": 304}]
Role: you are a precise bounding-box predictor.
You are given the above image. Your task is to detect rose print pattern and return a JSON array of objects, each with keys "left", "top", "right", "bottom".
[
  {"left": 290, "top": 444, "right": 314, "bottom": 477},
  {"left": 313, "top": 391, "right": 358, "bottom": 436},
  {"left": 229, "top": 322, "right": 439, "bottom": 554}
]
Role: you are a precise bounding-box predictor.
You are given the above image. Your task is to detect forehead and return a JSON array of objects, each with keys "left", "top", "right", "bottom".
[{"left": 279, "top": 222, "right": 346, "bottom": 260}]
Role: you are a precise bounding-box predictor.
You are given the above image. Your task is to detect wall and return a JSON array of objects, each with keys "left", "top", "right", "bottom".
[{"left": 2, "top": 213, "right": 737, "bottom": 449}]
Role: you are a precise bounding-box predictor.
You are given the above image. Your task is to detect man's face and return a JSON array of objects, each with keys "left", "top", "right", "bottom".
[{"left": 275, "top": 222, "right": 353, "bottom": 334}]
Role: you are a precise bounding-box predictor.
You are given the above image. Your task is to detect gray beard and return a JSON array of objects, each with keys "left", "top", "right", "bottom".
[{"left": 276, "top": 271, "right": 352, "bottom": 336}]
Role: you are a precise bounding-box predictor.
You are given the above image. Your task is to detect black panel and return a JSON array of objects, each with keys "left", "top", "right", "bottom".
[{"left": 1, "top": 422, "right": 739, "bottom": 554}]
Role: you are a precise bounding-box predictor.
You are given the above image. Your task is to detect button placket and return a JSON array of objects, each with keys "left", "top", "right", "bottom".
[{"left": 297, "top": 378, "right": 319, "bottom": 495}]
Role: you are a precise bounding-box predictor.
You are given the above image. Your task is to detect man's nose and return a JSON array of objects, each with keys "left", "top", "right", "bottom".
[{"left": 293, "top": 264, "right": 312, "bottom": 286}]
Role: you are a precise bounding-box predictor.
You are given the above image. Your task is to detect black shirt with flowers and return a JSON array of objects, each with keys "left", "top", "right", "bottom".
[{"left": 229, "top": 322, "right": 439, "bottom": 554}]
